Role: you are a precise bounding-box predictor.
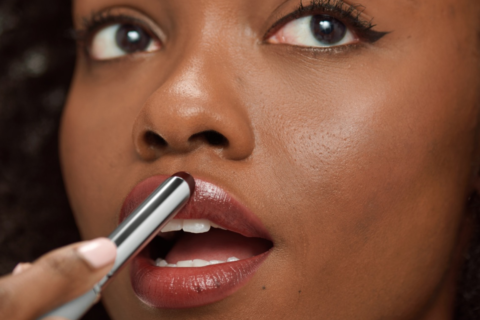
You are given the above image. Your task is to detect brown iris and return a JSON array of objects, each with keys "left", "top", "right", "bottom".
[
  {"left": 310, "top": 15, "right": 347, "bottom": 45},
  {"left": 115, "top": 24, "right": 151, "bottom": 53}
]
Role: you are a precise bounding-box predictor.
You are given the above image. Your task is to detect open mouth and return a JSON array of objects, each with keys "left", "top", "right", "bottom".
[
  {"left": 122, "top": 175, "right": 273, "bottom": 309},
  {"left": 149, "top": 219, "right": 272, "bottom": 268}
]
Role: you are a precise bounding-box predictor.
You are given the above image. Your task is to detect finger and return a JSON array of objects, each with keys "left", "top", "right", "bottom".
[{"left": 0, "top": 238, "right": 116, "bottom": 320}]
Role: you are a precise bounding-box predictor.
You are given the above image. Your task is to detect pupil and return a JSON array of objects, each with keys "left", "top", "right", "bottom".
[
  {"left": 310, "top": 15, "right": 346, "bottom": 45},
  {"left": 115, "top": 24, "right": 151, "bottom": 53},
  {"left": 319, "top": 21, "right": 333, "bottom": 34}
]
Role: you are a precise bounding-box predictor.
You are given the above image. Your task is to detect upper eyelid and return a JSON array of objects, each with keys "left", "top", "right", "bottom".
[
  {"left": 74, "top": 16, "right": 145, "bottom": 43},
  {"left": 263, "top": 1, "right": 376, "bottom": 41},
  {"left": 74, "top": 3, "right": 385, "bottom": 52},
  {"left": 75, "top": 9, "right": 166, "bottom": 45}
]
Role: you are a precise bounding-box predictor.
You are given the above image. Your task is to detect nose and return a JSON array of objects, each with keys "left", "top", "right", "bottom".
[{"left": 132, "top": 57, "right": 254, "bottom": 162}]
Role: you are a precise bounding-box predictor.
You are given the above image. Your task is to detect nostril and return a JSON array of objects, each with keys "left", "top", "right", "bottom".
[
  {"left": 144, "top": 130, "right": 167, "bottom": 149},
  {"left": 204, "top": 131, "right": 228, "bottom": 146},
  {"left": 190, "top": 130, "right": 228, "bottom": 147}
]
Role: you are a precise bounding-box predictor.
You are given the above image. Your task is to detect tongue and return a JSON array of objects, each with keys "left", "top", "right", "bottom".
[{"left": 164, "top": 229, "right": 271, "bottom": 263}]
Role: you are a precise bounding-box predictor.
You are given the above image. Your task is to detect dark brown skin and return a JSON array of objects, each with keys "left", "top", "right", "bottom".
[{"left": 61, "top": 0, "right": 480, "bottom": 319}]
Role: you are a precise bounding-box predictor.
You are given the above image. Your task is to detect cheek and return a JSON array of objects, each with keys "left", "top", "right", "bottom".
[
  {"left": 247, "top": 41, "right": 478, "bottom": 314},
  {"left": 59, "top": 63, "right": 144, "bottom": 239}
]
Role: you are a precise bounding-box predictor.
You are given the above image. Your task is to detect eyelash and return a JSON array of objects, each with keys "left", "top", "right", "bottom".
[
  {"left": 265, "top": 0, "right": 387, "bottom": 44},
  {"left": 74, "top": 0, "right": 387, "bottom": 57}
]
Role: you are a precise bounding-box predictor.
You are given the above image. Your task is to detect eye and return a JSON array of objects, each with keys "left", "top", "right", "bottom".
[
  {"left": 90, "top": 23, "right": 161, "bottom": 60},
  {"left": 268, "top": 14, "right": 357, "bottom": 48}
]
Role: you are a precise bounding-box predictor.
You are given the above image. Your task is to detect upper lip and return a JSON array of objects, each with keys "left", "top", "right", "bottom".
[{"left": 119, "top": 174, "right": 271, "bottom": 240}]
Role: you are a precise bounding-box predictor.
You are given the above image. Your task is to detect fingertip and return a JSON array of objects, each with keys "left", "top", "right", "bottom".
[
  {"left": 12, "top": 262, "right": 33, "bottom": 275},
  {"left": 76, "top": 238, "right": 117, "bottom": 270}
]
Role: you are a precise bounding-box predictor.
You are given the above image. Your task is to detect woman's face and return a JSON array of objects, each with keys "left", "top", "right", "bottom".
[{"left": 62, "top": 0, "right": 480, "bottom": 318}]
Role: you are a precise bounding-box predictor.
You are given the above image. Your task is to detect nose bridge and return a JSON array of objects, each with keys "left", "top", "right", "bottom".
[
  {"left": 168, "top": 54, "right": 206, "bottom": 104},
  {"left": 162, "top": 4, "right": 240, "bottom": 106},
  {"left": 132, "top": 42, "right": 255, "bottom": 161}
]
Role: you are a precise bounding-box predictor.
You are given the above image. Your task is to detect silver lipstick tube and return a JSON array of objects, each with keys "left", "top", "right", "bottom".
[{"left": 38, "top": 172, "right": 194, "bottom": 320}]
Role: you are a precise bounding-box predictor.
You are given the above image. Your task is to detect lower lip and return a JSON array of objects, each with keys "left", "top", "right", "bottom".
[{"left": 130, "top": 249, "right": 271, "bottom": 309}]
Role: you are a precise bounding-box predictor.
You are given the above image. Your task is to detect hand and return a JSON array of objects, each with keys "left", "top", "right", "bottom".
[{"left": 0, "top": 238, "right": 116, "bottom": 320}]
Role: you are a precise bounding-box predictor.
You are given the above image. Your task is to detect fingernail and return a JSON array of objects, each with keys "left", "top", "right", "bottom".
[
  {"left": 77, "top": 238, "right": 116, "bottom": 269},
  {"left": 12, "top": 262, "right": 32, "bottom": 275}
]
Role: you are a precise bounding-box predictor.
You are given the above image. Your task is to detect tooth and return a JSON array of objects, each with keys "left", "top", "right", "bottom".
[
  {"left": 159, "top": 260, "right": 168, "bottom": 267},
  {"left": 166, "top": 264, "right": 176, "bottom": 267},
  {"left": 176, "top": 260, "right": 194, "bottom": 267},
  {"left": 210, "top": 222, "right": 226, "bottom": 230},
  {"left": 192, "top": 259, "right": 210, "bottom": 267},
  {"left": 161, "top": 219, "right": 183, "bottom": 232},
  {"left": 209, "top": 260, "right": 224, "bottom": 265},
  {"left": 183, "top": 219, "right": 211, "bottom": 233},
  {"left": 227, "top": 257, "right": 239, "bottom": 262},
  {"left": 155, "top": 258, "right": 168, "bottom": 267}
]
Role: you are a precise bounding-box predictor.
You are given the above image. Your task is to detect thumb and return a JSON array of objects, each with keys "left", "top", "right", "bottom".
[{"left": 0, "top": 238, "right": 116, "bottom": 320}]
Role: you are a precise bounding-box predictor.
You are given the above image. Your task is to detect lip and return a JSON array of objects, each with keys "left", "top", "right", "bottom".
[{"left": 120, "top": 174, "right": 272, "bottom": 309}]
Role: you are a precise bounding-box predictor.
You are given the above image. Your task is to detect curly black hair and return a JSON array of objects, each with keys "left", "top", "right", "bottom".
[
  {"left": 0, "top": 0, "right": 108, "bottom": 318},
  {"left": 0, "top": 0, "right": 479, "bottom": 319}
]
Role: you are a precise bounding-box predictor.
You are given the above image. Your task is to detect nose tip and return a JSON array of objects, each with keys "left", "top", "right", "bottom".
[{"left": 132, "top": 49, "right": 255, "bottom": 162}]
